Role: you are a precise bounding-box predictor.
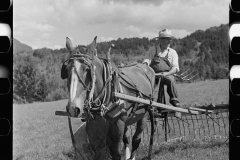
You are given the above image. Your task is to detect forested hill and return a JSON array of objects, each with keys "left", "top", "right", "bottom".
[
  {"left": 13, "top": 24, "right": 228, "bottom": 103},
  {"left": 96, "top": 24, "right": 228, "bottom": 80}
]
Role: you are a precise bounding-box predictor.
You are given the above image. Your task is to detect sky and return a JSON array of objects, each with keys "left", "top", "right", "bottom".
[{"left": 13, "top": 0, "right": 229, "bottom": 49}]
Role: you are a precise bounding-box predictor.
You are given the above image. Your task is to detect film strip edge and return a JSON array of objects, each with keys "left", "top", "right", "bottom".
[{"left": 0, "top": 0, "right": 13, "bottom": 159}]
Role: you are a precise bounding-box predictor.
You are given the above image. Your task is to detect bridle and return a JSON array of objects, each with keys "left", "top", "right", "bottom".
[
  {"left": 67, "top": 49, "right": 114, "bottom": 118},
  {"left": 68, "top": 54, "right": 93, "bottom": 92}
]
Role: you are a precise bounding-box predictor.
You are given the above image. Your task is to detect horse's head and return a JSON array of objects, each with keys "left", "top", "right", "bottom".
[{"left": 65, "top": 36, "right": 103, "bottom": 118}]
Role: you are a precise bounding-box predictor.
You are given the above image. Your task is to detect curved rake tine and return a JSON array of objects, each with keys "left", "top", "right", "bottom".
[
  {"left": 183, "top": 73, "right": 198, "bottom": 82},
  {"left": 174, "top": 72, "right": 198, "bottom": 82},
  {"left": 189, "top": 73, "right": 198, "bottom": 79},
  {"left": 179, "top": 68, "right": 190, "bottom": 76},
  {"left": 173, "top": 74, "right": 183, "bottom": 79},
  {"left": 181, "top": 70, "right": 195, "bottom": 79},
  {"left": 175, "top": 69, "right": 194, "bottom": 79},
  {"left": 173, "top": 74, "right": 186, "bottom": 81}
]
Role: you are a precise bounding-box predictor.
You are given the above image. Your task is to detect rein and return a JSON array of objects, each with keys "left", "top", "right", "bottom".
[
  {"left": 68, "top": 54, "right": 92, "bottom": 92},
  {"left": 68, "top": 53, "right": 115, "bottom": 118},
  {"left": 86, "top": 60, "right": 114, "bottom": 116}
]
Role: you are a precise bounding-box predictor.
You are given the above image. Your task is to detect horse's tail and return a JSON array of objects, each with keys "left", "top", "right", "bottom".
[{"left": 147, "top": 107, "right": 154, "bottom": 160}]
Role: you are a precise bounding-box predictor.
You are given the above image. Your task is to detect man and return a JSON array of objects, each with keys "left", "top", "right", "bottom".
[{"left": 143, "top": 29, "right": 181, "bottom": 117}]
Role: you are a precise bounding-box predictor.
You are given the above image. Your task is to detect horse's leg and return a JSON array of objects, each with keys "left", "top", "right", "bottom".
[
  {"left": 109, "top": 118, "right": 125, "bottom": 160},
  {"left": 123, "top": 126, "right": 131, "bottom": 160},
  {"left": 130, "top": 111, "right": 148, "bottom": 160}
]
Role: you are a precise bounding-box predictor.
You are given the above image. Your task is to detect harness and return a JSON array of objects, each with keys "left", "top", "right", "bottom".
[{"left": 67, "top": 52, "right": 120, "bottom": 118}]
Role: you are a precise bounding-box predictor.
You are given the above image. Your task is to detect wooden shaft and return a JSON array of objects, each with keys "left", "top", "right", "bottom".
[
  {"left": 188, "top": 107, "right": 213, "bottom": 113},
  {"left": 55, "top": 111, "right": 69, "bottom": 116},
  {"left": 114, "top": 92, "right": 199, "bottom": 115}
]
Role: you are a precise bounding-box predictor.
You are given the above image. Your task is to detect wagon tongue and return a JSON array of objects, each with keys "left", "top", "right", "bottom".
[{"left": 55, "top": 111, "right": 69, "bottom": 116}]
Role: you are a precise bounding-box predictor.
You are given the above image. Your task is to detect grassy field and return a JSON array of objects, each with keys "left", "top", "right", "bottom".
[
  {"left": 13, "top": 79, "right": 229, "bottom": 160},
  {"left": 136, "top": 139, "right": 228, "bottom": 160},
  {"left": 170, "top": 79, "right": 228, "bottom": 106}
]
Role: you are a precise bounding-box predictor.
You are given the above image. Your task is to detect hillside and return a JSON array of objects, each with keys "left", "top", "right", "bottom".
[{"left": 13, "top": 38, "right": 32, "bottom": 54}]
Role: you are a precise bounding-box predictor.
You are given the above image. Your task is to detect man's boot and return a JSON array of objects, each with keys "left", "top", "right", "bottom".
[{"left": 170, "top": 99, "right": 181, "bottom": 118}]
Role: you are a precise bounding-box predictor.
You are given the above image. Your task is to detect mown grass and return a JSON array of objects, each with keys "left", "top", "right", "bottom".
[
  {"left": 137, "top": 138, "right": 228, "bottom": 160},
  {"left": 13, "top": 79, "right": 229, "bottom": 160},
  {"left": 170, "top": 79, "right": 228, "bottom": 106},
  {"left": 13, "top": 100, "right": 82, "bottom": 160}
]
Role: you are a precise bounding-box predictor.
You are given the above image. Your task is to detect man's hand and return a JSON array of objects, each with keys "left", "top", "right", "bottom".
[
  {"left": 156, "top": 72, "right": 167, "bottom": 77},
  {"left": 156, "top": 68, "right": 178, "bottom": 78},
  {"left": 163, "top": 72, "right": 169, "bottom": 77},
  {"left": 142, "top": 62, "right": 148, "bottom": 65}
]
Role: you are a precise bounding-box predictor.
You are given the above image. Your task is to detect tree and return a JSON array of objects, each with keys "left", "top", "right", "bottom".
[
  {"left": 205, "top": 65, "right": 212, "bottom": 79},
  {"left": 13, "top": 55, "right": 42, "bottom": 103},
  {"left": 34, "top": 74, "right": 49, "bottom": 102},
  {"left": 210, "top": 62, "right": 219, "bottom": 80}
]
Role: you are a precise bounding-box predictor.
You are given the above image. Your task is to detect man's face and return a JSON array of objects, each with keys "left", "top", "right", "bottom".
[{"left": 159, "top": 37, "right": 172, "bottom": 48}]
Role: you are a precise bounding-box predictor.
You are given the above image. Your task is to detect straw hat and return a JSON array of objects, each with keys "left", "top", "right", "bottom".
[{"left": 157, "top": 29, "right": 174, "bottom": 39}]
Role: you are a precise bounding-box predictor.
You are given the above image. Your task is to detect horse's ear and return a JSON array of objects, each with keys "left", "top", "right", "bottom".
[
  {"left": 92, "top": 36, "right": 97, "bottom": 47},
  {"left": 87, "top": 36, "right": 97, "bottom": 56},
  {"left": 89, "top": 36, "right": 97, "bottom": 50},
  {"left": 66, "top": 37, "right": 74, "bottom": 51}
]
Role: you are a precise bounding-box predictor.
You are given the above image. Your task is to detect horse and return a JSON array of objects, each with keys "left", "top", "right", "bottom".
[{"left": 64, "top": 36, "right": 156, "bottom": 160}]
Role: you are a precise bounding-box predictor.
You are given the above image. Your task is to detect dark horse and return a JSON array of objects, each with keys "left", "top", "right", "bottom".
[{"left": 65, "top": 36, "right": 155, "bottom": 160}]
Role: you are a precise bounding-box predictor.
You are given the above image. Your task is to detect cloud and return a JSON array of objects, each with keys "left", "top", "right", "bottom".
[
  {"left": 67, "top": 0, "right": 228, "bottom": 33},
  {"left": 171, "top": 29, "right": 192, "bottom": 39},
  {"left": 125, "top": 26, "right": 141, "bottom": 36},
  {"left": 141, "top": 31, "right": 158, "bottom": 39},
  {"left": 101, "top": 0, "right": 170, "bottom": 6},
  {"left": 124, "top": 25, "right": 157, "bottom": 39},
  {"left": 32, "top": 22, "right": 55, "bottom": 32},
  {"left": 13, "top": 0, "right": 58, "bottom": 47},
  {"left": 125, "top": 26, "right": 141, "bottom": 33},
  {"left": 100, "top": 37, "right": 115, "bottom": 42},
  {"left": 13, "top": 0, "right": 228, "bottom": 49},
  {"left": 14, "top": 21, "right": 55, "bottom": 39},
  {"left": 52, "top": 45, "right": 63, "bottom": 49}
]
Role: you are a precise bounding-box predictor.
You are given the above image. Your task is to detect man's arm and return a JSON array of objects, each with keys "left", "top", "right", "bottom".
[
  {"left": 155, "top": 67, "right": 177, "bottom": 77},
  {"left": 142, "top": 46, "right": 155, "bottom": 65}
]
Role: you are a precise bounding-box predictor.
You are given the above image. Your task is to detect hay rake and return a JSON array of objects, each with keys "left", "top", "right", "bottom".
[
  {"left": 113, "top": 93, "right": 229, "bottom": 158},
  {"left": 132, "top": 104, "right": 229, "bottom": 146},
  {"left": 174, "top": 69, "right": 199, "bottom": 82}
]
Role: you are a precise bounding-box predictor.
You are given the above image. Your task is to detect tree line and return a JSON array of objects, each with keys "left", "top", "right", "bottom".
[{"left": 13, "top": 24, "right": 228, "bottom": 103}]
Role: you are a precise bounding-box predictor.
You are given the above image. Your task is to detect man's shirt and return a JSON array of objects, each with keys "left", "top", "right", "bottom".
[{"left": 143, "top": 45, "right": 180, "bottom": 72}]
